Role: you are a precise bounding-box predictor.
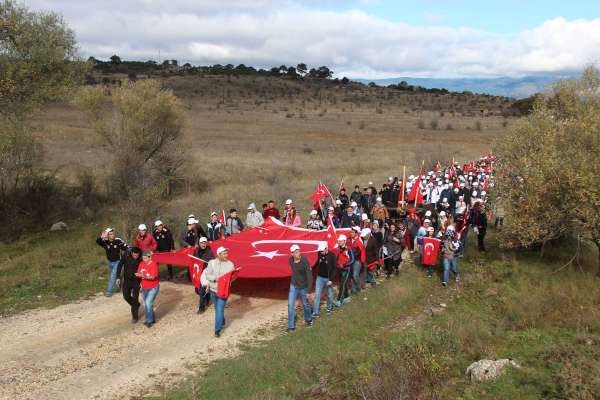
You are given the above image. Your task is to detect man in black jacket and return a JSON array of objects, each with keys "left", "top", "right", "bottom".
[
  {"left": 470, "top": 200, "right": 488, "bottom": 252},
  {"left": 341, "top": 204, "right": 360, "bottom": 228},
  {"left": 153, "top": 220, "right": 175, "bottom": 279},
  {"left": 96, "top": 228, "right": 128, "bottom": 297},
  {"left": 194, "top": 237, "right": 215, "bottom": 313},
  {"left": 312, "top": 243, "right": 337, "bottom": 317},
  {"left": 115, "top": 247, "right": 142, "bottom": 322}
]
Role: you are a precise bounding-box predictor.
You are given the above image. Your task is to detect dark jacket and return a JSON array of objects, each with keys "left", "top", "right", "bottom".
[
  {"left": 470, "top": 209, "right": 487, "bottom": 231},
  {"left": 194, "top": 246, "right": 215, "bottom": 264},
  {"left": 153, "top": 227, "right": 175, "bottom": 252},
  {"left": 365, "top": 237, "right": 380, "bottom": 265},
  {"left": 206, "top": 221, "right": 224, "bottom": 241},
  {"left": 180, "top": 227, "right": 200, "bottom": 247},
  {"left": 341, "top": 213, "right": 360, "bottom": 228},
  {"left": 96, "top": 237, "right": 128, "bottom": 262},
  {"left": 116, "top": 253, "right": 142, "bottom": 283},
  {"left": 289, "top": 255, "right": 313, "bottom": 289},
  {"left": 350, "top": 190, "right": 363, "bottom": 205},
  {"left": 313, "top": 251, "right": 338, "bottom": 280},
  {"left": 337, "top": 193, "right": 349, "bottom": 209}
]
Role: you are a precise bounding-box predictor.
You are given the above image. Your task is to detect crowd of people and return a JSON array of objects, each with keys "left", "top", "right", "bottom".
[{"left": 95, "top": 156, "right": 496, "bottom": 335}]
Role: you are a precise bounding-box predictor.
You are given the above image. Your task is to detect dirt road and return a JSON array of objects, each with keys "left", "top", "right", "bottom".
[{"left": 0, "top": 280, "right": 289, "bottom": 400}]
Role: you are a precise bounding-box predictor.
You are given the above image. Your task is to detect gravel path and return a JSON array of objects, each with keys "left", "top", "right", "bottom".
[{"left": 0, "top": 281, "right": 288, "bottom": 400}]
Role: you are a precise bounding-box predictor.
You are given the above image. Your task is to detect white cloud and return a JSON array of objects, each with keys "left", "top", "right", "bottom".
[{"left": 24, "top": 1, "right": 600, "bottom": 78}]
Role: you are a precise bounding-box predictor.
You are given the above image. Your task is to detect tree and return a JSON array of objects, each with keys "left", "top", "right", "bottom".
[
  {"left": 494, "top": 67, "right": 600, "bottom": 272},
  {"left": 170, "top": 59, "right": 178, "bottom": 66},
  {"left": 286, "top": 66, "right": 298, "bottom": 78},
  {"left": 296, "top": 63, "right": 307, "bottom": 75},
  {"left": 110, "top": 54, "right": 121, "bottom": 65},
  {"left": 73, "top": 80, "right": 186, "bottom": 199},
  {"left": 0, "top": 0, "right": 85, "bottom": 230}
]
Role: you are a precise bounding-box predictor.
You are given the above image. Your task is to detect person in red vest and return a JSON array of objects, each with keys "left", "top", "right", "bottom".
[
  {"left": 262, "top": 200, "right": 281, "bottom": 220},
  {"left": 135, "top": 250, "right": 160, "bottom": 327},
  {"left": 134, "top": 224, "right": 157, "bottom": 252},
  {"left": 334, "top": 234, "right": 354, "bottom": 307}
]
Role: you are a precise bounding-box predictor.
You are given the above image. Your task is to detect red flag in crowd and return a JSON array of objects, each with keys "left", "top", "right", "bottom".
[
  {"left": 216, "top": 268, "right": 240, "bottom": 299},
  {"left": 310, "top": 182, "right": 334, "bottom": 204},
  {"left": 326, "top": 216, "right": 338, "bottom": 250},
  {"left": 421, "top": 237, "right": 441, "bottom": 266},
  {"left": 407, "top": 165, "right": 424, "bottom": 204},
  {"left": 219, "top": 210, "right": 226, "bottom": 225}
]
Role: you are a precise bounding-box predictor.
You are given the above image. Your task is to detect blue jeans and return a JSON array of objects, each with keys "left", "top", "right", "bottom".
[
  {"left": 443, "top": 258, "right": 459, "bottom": 284},
  {"left": 106, "top": 260, "right": 120, "bottom": 294},
  {"left": 210, "top": 291, "right": 227, "bottom": 333},
  {"left": 288, "top": 284, "right": 311, "bottom": 329},
  {"left": 313, "top": 276, "right": 334, "bottom": 316},
  {"left": 352, "top": 261, "right": 362, "bottom": 293},
  {"left": 141, "top": 285, "right": 159, "bottom": 324}
]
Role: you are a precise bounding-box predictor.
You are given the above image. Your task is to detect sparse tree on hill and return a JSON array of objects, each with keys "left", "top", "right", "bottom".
[
  {"left": 494, "top": 66, "right": 600, "bottom": 273},
  {"left": 296, "top": 63, "right": 307, "bottom": 75},
  {"left": 110, "top": 54, "right": 121, "bottom": 65},
  {"left": 73, "top": 80, "right": 186, "bottom": 201}
]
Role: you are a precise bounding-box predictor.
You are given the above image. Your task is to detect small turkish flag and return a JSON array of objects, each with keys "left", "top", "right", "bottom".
[
  {"left": 219, "top": 209, "right": 226, "bottom": 225},
  {"left": 326, "top": 216, "right": 338, "bottom": 250},
  {"left": 422, "top": 237, "right": 441, "bottom": 266}
]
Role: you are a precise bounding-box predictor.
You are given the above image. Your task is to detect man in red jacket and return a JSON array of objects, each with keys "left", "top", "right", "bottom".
[
  {"left": 134, "top": 224, "right": 157, "bottom": 252},
  {"left": 349, "top": 226, "right": 366, "bottom": 293}
]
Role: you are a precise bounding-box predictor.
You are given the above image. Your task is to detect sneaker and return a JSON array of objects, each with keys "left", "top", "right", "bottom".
[
  {"left": 333, "top": 300, "right": 342, "bottom": 307},
  {"left": 442, "top": 281, "right": 447, "bottom": 287},
  {"left": 214, "top": 330, "right": 221, "bottom": 338},
  {"left": 104, "top": 292, "right": 112, "bottom": 297},
  {"left": 197, "top": 305, "right": 206, "bottom": 314},
  {"left": 306, "top": 320, "right": 313, "bottom": 327},
  {"left": 312, "top": 314, "right": 319, "bottom": 319},
  {"left": 326, "top": 309, "right": 333, "bottom": 315},
  {"left": 286, "top": 328, "right": 295, "bottom": 334},
  {"left": 455, "top": 277, "right": 460, "bottom": 283},
  {"left": 144, "top": 322, "right": 153, "bottom": 328}
]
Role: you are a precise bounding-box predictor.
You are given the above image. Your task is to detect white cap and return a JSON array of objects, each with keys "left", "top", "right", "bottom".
[
  {"left": 352, "top": 226, "right": 362, "bottom": 233},
  {"left": 310, "top": 209, "right": 318, "bottom": 215},
  {"left": 210, "top": 211, "right": 218, "bottom": 216},
  {"left": 199, "top": 237, "right": 208, "bottom": 243},
  {"left": 350, "top": 201, "right": 357, "bottom": 208},
  {"left": 409, "top": 175, "right": 415, "bottom": 180},
  {"left": 360, "top": 228, "right": 371, "bottom": 237},
  {"left": 472, "top": 191, "right": 478, "bottom": 197},
  {"left": 481, "top": 191, "right": 487, "bottom": 195},
  {"left": 447, "top": 225, "right": 455, "bottom": 231},
  {"left": 442, "top": 197, "right": 448, "bottom": 203},
  {"left": 337, "top": 234, "right": 347, "bottom": 241},
  {"left": 138, "top": 224, "right": 147, "bottom": 231},
  {"left": 473, "top": 181, "right": 479, "bottom": 187},
  {"left": 368, "top": 181, "right": 373, "bottom": 185},
  {"left": 388, "top": 176, "right": 393, "bottom": 181},
  {"left": 104, "top": 227, "right": 114, "bottom": 233},
  {"left": 439, "top": 211, "right": 446, "bottom": 216},
  {"left": 376, "top": 197, "right": 382, "bottom": 202},
  {"left": 285, "top": 199, "right": 293, "bottom": 205},
  {"left": 335, "top": 199, "right": 342, "bottom": 205},
  {"left": 154, "top": 220, "right": 163, "bottom": 227},
  {"left": 425, "top": 211, "right": 432, "bottom": 217},
  {"left": 318, "top": 242, "right": 327, "bottom": 251},
  {"left": 187, "top": 217, "right": 197, "bottom": 225},
  {"left": 361, "top": 213, "right": 369, "bottom": 221},
  {"left": 187, "top": 214, "right": 196, "bottom": 219},
  {"left": 290, "top": 244, "right": 300, "bottom": 252},
  {"left": 247, "top": 203, "right": 255, "bottom": 210},
  {"left": 216, "top": 246, "right": 228, "bottom": 255},
  {"left": 424, "top": 219, "right": 432, "bottom": 224},
  {"left": 328, "top": 206, "right": 335, "bottom": 211}
]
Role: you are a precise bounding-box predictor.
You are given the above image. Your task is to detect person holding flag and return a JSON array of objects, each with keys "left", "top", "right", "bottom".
[
  {"left": 287, "top": 244, "right": 313, "bottom": 333},
  {"left": 246, "top": 203, "right": 264, "bottom": 228},
  {"left": 153, "top": 220, "right": 175, "bottom": 280},
  {"left": 421, "top": 230, "right": 441, "bottom": 279},
  {"left": 312, "top": 243, "right": 337, "bottom": 318},
  {"left": 334, "top": 234, "right": 354, "bottom": 307},
  {"left": 441, "top": 225, "right": 461, "bottom": 286},
  {"left": 201, "top": 246, "right": 235, "bottom": 337},
  {"left": 135, "top": 250, "right": 160, "bottom": 328},
  {"left": 193, "top": 237, "right": 215, "bottom": 313}
]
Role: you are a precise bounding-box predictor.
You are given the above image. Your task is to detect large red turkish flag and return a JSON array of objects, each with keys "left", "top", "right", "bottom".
[
  {"left": 152, "top": 218, "right": 350, "bottom": 279},
  {"left": 421, "top": 237, "right": 441, "bottom": 266}
]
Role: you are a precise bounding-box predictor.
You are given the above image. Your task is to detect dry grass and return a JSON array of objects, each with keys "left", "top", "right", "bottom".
[{"left": 31, "top": 75, "right": 512, "bottom": 225}]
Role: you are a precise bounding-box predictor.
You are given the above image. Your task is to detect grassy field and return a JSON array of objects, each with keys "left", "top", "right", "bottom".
[{"left": 151, "top": 234, "right": 600, "bottom": 400}]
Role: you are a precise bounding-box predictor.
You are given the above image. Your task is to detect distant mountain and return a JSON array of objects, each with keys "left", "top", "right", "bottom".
[{"left": 352, "top": 75, "right": 575, "bottom": 98}]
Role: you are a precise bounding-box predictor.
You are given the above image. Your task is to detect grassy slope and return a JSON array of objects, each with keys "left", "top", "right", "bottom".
[{"left": 155, "top": 235, "right": 600, "bottom": 400}]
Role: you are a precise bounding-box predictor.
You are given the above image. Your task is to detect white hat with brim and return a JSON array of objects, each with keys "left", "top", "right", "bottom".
[
  {"left": 337, "top": 234, "right": 347, "bottom": 241},
  {"left": 154, "top": 220, "right": 163, "bottom": 227},
  {"left": 290, "top": 244, "right": 300, "bottom": 252},
  {"left": 105, "top": 227, "right": 114, "bottom": 233},
  {"left": 138, "top": 224, "right": 147, "bottom": 231},
  {"left": 199, "top": 237, "right": 208, "bottom": 243},
  {"left": 360, "top": 228, "right": 371, "bottom": 238},
  {"left": 187, "top": 217, "right": 197, "bottom": 225},
  {"left": 317, "top": 243, "right": 327, "bottom": 252},
  {"left": 216, "top": 246, "right": 228, "bottom": 255}
]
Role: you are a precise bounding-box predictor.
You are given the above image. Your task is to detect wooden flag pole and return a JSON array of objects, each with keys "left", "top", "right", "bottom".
[
  {"left": 414, "top": 160, "right": 424, "bottom": 208},
  {"left": 401, "top": 165, "right": 406, "bottom": 207}
]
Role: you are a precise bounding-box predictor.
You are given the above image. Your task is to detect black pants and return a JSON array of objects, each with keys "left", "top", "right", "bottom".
[
  {"left": 477, "top": 229, "right": 486, "bottom": 251},
  {"left": 122, "top": 280, "right": 140, "bottom": 318}
]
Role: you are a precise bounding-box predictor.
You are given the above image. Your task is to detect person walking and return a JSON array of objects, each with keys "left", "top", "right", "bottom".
[
  {"left": 206, "top": 212, "right": 224, "bottom": 242},
  {"left": 246, "top": 203, "right": 265, "bottom": 228},
  {"left": 201, "top": 246, "right": 235, "bottom": 337},
  {"left": 470, "top": 200, "right": 487, "bottom": 252},
  {"left": 349, "top": 226, "right": 366, "bottom": 293},
  {"left": 287, "top": 244, "right": 313, "bottom": 332},
  {"left": 312, "top": 243, "right": 337, "bottom": 318},
  {"left": 335, "top": 235, "right": 354, "bottom": 307},
  {"left": 441, "top": 226, "right": 461, "bottom": 287},
  {"left": 134, "top": 224, "right": 157, "bottom": 252},
  {"left": 383, "top": 223, "right": 403, "bottom": 277},
  {"left": 116, "top": 247, "right": 142, "bottom": 322},
  {"left": 362, "top": 228, "right": 379, "bottom": 285},
  {"left": 96, "top": 228, "right": 128, "bottom": 297},
  {"left": 135, "top": 250, "right": 160, "bottom": 327},
  {"left": 194, "top": 237, "right": 214, "bottom": 313},
  {"left": 153, "top": 220, "right": 175, "bottom": 280},
  {"left": 225, "top": 209, "right": 244, "bottom": 236}
]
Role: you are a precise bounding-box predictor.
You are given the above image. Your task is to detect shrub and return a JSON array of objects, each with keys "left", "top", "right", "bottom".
[
  {"left": 429, "top": 118, "right": 439, "bottom": 130},
  {"left": 417, "top": 120, "right": 425, "bottom": 129},
  {"left": 359, "top": 121, "right": 366, "bottom": 129},
  {"left": 475, "top": 120, "right": 482, "bottom": 131},
  {"left": 445, "top": 123, "right": 453, "bottom": 130}
]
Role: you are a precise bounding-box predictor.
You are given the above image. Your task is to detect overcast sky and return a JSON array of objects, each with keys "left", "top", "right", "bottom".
[{"left": 24, "top": 0, "right": 600, "bottom": 78}]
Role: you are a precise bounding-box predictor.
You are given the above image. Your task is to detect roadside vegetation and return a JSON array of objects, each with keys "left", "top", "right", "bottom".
[{"left": 155, "top": 236, "right": 600, "bottom": 400}]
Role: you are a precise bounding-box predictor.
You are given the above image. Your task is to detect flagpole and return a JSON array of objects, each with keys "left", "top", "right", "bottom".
[
  {"left": 414, "top": 160, "right": 424, "bottom": 208},
  {"left": 401, "top": 165, "right": 406, "bottom": 206}
]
